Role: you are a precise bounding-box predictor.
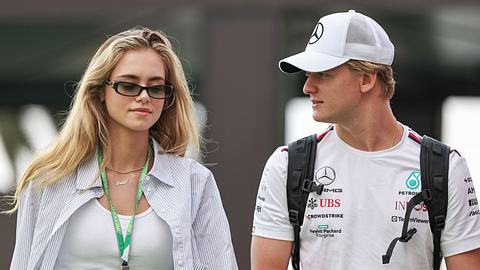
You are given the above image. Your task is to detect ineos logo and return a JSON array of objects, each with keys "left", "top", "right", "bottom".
[
  {"left": 308, "top": 22, "right": 324, "bottom": 45},
  {"left": 314, "top": 166, "right": 336, "bottom": 185}
]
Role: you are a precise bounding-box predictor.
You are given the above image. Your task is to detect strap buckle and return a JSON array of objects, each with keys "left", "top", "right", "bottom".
[
  {"left": 421, "top": 189, "right": 432, "bottom": 202},
  {"left": 289, "top": 210, "right": 300, "bottom": 226},
  {"left": 434, "top": 215, "right": 446, "bottom": 231},
  {"left": 302, "top": 179, "right": 323, "bottom": 195},
  {"left": 302, "top": 179, "right": 313, "bottom": 192},
  {"left": 311, "top": 183, "right": 324, "bottom": 195}
]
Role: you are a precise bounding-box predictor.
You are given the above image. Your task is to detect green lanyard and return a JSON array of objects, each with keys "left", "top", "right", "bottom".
[{"left": 97, "top": 146, "right": 151, "bottom": 268}]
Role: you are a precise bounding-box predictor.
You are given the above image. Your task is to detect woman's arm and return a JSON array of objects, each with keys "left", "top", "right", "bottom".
[
  {"left": 192, "top": 171, "right": 238, "bottom": 270},
  {"left": 10, "top": 182, "right": 42, "bottom": 270}
]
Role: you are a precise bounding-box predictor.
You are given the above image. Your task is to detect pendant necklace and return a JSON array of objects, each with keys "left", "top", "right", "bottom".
[
  {"left": 106, "top": 167, "right": 143, "bottom": 186},
  {"left": 98, "top": 145, "right": 152, "bottom": 269}
]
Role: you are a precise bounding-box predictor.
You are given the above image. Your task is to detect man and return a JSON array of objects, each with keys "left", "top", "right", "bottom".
[{"left": 251, "top": 10, "right": 480, "bottom": 270}]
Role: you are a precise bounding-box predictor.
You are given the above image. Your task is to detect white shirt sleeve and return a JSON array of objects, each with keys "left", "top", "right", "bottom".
[
  {"left": 441, "top": 151, "right": 480, "bottom": 257},
  {"left": 252, "top": 147, "right": 294, "bottom": 241}
]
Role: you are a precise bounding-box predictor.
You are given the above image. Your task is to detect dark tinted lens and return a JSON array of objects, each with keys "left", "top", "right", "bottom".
[
  {"left": 149, "top": 85, "right": 173, "bottom": 99},
  {"left": 117, "top": 82, "right": 141, "bottom": 96},
  {"left": 147, "top": 86, "right": 166, "bottom": 98}
]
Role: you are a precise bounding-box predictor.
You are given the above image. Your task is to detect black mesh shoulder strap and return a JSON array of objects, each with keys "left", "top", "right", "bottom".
[
  {"left": 287, "top": 134, "right": 319, "bottom": 270},
  {"left": 421, "top": 135, "right": 450, "bottom": 270},
  {"left": 383, "top": 135, "right": 449, "bottom": 270}
]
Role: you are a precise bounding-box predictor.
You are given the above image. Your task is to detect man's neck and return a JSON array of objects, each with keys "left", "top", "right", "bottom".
[{"left": 335, "top": 102, "right": 401, "bottom": 152}]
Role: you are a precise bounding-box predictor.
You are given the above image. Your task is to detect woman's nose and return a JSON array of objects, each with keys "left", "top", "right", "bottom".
[{"left": 136, "top": 89, "right": 150, "bottom": 102}]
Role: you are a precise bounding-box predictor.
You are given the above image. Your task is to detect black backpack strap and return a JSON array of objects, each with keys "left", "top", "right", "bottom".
[
  {"left": 287, "top": 134, "right": 319, "bottom": 270},
  {"left": 383, "top": 190, "right": 431, "bottom": 263},
  {"left": 383, "top": 135, "right": 449, "bottom": 270},
  {"left": 421, "top": 135, "right": 449, "bottom": 270}
]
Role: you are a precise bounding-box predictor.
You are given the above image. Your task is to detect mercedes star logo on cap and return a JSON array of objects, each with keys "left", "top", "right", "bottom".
[{"left": 308, "top": 22, "right": 324, "bottom": 45}]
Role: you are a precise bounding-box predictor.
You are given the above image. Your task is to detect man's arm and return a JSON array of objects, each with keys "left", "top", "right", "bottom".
[
  {"left": 251, "top": 235, "right": 292, "bottom": 270},
  {"left": 440, "top": 153, "right": 480, "bottom": 269},
  {"left": 445, "top": 248, "right": 480, "bottom": 270}
]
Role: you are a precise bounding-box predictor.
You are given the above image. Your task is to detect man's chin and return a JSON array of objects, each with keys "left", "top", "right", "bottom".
[{"left": 312, "top": 113, "right": 330, "bottom": 123}]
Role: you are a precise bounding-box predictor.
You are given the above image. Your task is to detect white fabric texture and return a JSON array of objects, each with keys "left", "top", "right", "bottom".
[
  {"left": 252, "top": 124, "right": 480, "bottom": 269},
  {"left": 54, "top": 199, "right": 173, "bottom": 269}
]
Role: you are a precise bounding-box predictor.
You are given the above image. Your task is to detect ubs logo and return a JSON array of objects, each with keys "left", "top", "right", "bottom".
[
  {"left": 314, "top": 166, "right": 336, "bottom": 186},
  {"left": 308, "top": 22, "right": 324, "bottom": 45}
]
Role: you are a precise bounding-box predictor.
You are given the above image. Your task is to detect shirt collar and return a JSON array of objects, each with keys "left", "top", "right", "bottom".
[
  {"left": 75, "top": 147, "right": 103, "bottom": 190},
  {"left": 148, "top": 138, "right": 176, "bottom": 187}
]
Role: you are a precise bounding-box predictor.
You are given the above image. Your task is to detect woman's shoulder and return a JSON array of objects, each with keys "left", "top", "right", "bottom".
[{"left": 163, "top": 153, "right": 212, "bottom": 177}]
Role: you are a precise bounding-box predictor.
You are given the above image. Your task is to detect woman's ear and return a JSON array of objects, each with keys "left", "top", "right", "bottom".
[
  {"left": 99, "top": 92, "right": 105, "bottom": 103},
  {"left": 360, "top": 72, "right": 377, "bottom": 94}
]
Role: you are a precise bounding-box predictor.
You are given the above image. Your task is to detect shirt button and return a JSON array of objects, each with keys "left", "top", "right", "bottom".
[
  {"left": 177, "top": 260, "right": 184, "bottom": 266},
  {"left": 175, "top": 227, "right": 181, "bottom": 234}
]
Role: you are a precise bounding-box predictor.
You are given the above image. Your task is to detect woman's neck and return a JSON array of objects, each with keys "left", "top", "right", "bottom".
[{"left": 106, "top": 130, "right": 150, "bottom": 171}]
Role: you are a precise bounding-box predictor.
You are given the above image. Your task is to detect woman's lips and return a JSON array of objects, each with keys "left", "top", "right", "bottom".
[{"left": 130, "top": 108, "right": 152, "bottom": 115}]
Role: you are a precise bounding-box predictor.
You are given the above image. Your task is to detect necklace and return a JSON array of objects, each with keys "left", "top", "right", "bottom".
[
  {"left": 105, "top": 155, "right": 149, "bottom": 186},
  {"left": 98, "top": 145, "right": 152, "bottom": 267},
  {"left": 106, "top": 167, "right": 144, "bottom": 174},
  {"left": 390, "top": 122, "right": 400, "bottom": 148},
  {"left": 108, "top": 174, "right": 134, "bottom": 186},
  {"left": 106, "top": 168, "right": 141, "bottom": 186}
]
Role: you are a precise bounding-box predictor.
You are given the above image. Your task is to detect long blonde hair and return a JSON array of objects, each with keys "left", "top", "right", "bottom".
[{"left": 8, "top": 27, "right": 200, "bottom": 212}]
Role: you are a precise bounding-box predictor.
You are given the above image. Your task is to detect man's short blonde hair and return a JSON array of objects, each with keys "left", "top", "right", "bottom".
[{"left": 345, "top": 60, "right": 396, "bottom": 100}]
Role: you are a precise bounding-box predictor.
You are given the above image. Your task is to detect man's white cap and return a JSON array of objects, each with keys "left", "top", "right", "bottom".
[{"left": 279, "top": 10, "right": 394, "bottom": 73}]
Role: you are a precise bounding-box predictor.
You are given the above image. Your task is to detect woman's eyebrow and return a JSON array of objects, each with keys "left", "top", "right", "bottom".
[{"left": 114, "top": 74, "right": 166, "bottom": 82}]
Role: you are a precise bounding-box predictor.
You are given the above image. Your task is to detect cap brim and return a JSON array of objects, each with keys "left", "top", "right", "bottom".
[{"left": 279, "top": 51, "right": 350, "bottom": 73}]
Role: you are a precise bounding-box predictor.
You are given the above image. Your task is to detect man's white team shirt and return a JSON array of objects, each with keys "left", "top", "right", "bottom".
[{"left": 252, "top": 124, "right": 480, "bottom": 269}]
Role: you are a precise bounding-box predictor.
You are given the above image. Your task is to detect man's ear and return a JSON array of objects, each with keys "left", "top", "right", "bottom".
[{"left": 360, "top": 72, "right": 377, "bottom": 93}]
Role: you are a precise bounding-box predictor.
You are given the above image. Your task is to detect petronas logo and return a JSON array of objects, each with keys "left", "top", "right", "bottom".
[{"left": 406, "top": 171, "right": 421, "bottom": 190}]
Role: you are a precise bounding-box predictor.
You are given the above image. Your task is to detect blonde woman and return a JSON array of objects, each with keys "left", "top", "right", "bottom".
[{"left": 9, "top": 27, "right": 238, "bottom": 270}]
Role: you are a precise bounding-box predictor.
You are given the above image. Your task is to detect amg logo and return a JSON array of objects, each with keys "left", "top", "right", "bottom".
[
  {"left": 464, "top": 177, "right": 473, "bottom": 183},
  {"left": 469, "top": 198, "right": 478, "bottom": 207},
  {"left": 469, "top": 210, "right": 480, "bottom": 217},
  {"left": 323, "top": 188, "right": 343, "bottom": 193}
]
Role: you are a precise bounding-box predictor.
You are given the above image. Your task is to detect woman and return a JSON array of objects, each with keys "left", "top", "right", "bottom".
[{"left": 9, "top": 27, "right": 238, "bottom": 270}]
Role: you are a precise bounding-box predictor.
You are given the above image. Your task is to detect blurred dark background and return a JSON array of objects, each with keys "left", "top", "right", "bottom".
[{"left": 1, "top": 1, "right": 479, "bottom": 269}]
